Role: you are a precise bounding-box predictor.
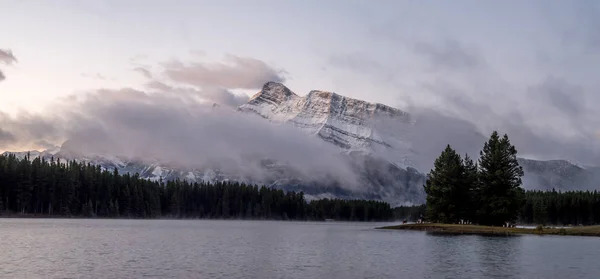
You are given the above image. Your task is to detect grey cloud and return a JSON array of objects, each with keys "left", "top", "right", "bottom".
[
  {"left": 405, "top": 105, "right": 600, "bottom": 171},
  {"left": 145, "top": 80, "right": 172, "bottom": 92},
  {"left": 0, "top": 111, "right": 63, "bottom": 150},
  {"left": 81, "top": 72, "right": 112, "bottom": 80},
  {"left": 34, "top": 140, "right": 59, "bottom": 150},
  {"left": 0, "top": 49, "right": 17, "bottom": 82},
  {"left": 329, "top": 27, "right": 600, "bottom": 166},
  {"left": 417, "top": 74, "right": 600, "bottom": 164},
  {"left": 530, "top": 76, "right": 585, "bottom": 117},
  {"left": 133, "top": 67, "right": 153, "bottom": 79},
  {"left": 421, "top": 81, "right": 600, "bottom": 165},
  {"left": 163, "top": 55, "right": 286, "bottom": 89},
  {"left": 0, "top": 49, "right": 16, "bottom": 64},
  {"left": 137, "top": 75, "right": 249, "bottom": 108},
  {"left": 134, "top": 61, "right": 251, "bottom": 108},
  {"left": 414, "top": 39, "right": 485, "bottom": 71},
  {"left": 201, "top": 87, "right": 249, "bottom": 107},
  {"left": 542, "top": 0, "right": 600, "bottom": 53},
  {"left": 0, "top": 128, "right": 16, "bottom": 145}
]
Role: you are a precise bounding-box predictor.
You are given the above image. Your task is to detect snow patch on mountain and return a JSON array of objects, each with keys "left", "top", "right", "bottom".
[{"left": 239, "top": 82, "right": 416, "bottom": 168}]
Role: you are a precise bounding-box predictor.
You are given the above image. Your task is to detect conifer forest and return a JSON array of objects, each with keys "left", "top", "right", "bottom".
[{"left": 0, "top": 153, "right": 393, "bottom": 221}]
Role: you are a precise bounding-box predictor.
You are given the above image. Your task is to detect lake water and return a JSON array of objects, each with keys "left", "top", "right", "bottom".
[{"left": 0, "top": 219, "right": 598, "bottom": 279}]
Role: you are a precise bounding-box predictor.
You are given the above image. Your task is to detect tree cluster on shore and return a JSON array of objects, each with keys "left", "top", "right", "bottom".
[
  {"left": 0, "top": 153, "right": 393, "bottom": 221},
  {"left": 424, "top": 131, "right": 524, "bottom": 226},
  {"left": 395, "top": 190, "right": 600, "bottom": 226}
]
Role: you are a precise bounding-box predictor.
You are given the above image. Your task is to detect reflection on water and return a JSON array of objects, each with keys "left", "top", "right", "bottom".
[
  {"left": 0, "top": 219, "right": 598, "bottom": 279},
  {"left": 476, "top": 235, "right": 523, "bottom": 279}
]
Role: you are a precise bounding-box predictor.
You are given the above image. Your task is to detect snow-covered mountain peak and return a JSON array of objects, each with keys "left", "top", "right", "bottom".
[
  {"left": 249, "top": 81, "right": 299, "bottom": 106},
  {"left": 240, "top": 82, "right": 415, "bottom": 168}
]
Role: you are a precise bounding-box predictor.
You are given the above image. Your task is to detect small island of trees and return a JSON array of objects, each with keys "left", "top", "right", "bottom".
[
  {"left": 392, "top": 131, "right": 600, "bottom": 234},
  {"left": 424, "top": 131, "right": 524, "bottom": 226}
]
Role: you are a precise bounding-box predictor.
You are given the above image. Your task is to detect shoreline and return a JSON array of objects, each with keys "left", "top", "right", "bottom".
[
  {"left": 377, "top": 223, "right": 600, "bottom": 237},
  {"left": 0, "top": 213, "right": 391, "bottom": 222}
]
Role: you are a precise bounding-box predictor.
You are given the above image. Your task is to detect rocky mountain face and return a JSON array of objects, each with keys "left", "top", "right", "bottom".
[
  {"left": 3, "top": 82, "right": 599, "bottom": 205},
  {"left": 239, "top": 82, "right": 415, "bottom": 167}
]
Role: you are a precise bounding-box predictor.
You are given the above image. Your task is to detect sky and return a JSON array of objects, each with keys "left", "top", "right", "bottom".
[{"left": 1, "top": 0, "right": 600, "bottom": 165}]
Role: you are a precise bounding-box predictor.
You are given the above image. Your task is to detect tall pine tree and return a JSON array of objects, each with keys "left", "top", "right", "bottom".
[
  {"left": 462, "top": 154, "right": 479, "bottom": 222},
  {"left": 423, "top": 145, "right": 468, "bottom": 223},
  {"left": 477, "top": 131, "right": 524, "bottom": 225}
]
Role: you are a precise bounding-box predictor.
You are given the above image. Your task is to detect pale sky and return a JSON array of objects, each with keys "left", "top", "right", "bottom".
[{"left": 1, "top": 0, "right": 600, "bottom": 163}]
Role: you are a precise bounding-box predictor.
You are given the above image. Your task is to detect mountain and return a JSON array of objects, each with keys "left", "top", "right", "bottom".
[
  {"left": 239, "top": 82, "right": 415, "bottom": 167},
  {"left": 518, "top": 158, "right": 600, "bottom": 191},
  {"left": 3, "top": 82, "right": 599, "bottom": 205}
]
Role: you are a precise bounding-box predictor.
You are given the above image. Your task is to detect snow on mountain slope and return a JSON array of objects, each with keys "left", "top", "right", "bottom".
[{"left": 239, "top": 82, "right": 416, "bottom": 168}]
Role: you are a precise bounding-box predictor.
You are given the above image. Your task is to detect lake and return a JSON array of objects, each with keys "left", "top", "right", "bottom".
[{"left": 0, "top": 219, "right": 598, "bottom": 278}]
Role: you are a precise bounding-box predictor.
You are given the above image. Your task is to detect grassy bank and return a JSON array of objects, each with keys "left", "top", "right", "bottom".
[{"left": 377, "top": 223, "right": 600, "bottom": 237}]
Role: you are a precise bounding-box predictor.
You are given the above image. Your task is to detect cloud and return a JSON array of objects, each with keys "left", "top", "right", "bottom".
[
  {"left": 541, "top": 0, "right": 600, "bottom": 54},
  {"left": 199, "top": 87, "right": 249, "bottom": 107},
  {"left": 81, "top": 72, "right": 113, "bottom": 81},
  {"left": 162, "top": 54, "right": 286, "bottom": 89},
  {"left": 0, "top": 111, "right": 63, "bottom": 151},
  {"left": 134, "top": 67, "right": 250, "bottom": 107},
  {"left": 133, "top": 67, "right": 153, "bottom": 79},
  {"left": 529, "top": 75, "right": 585, "bottom": 117},
  {"left": 0, "top": 49, "right": 16, "bottom": 64},
  {"left": 132, "top": 54, "right": 275, "bottom": 107},
  {"left": 413, "top": 39, "right": 486, "bottom": 71},
  {"left": 0, "top": 87, "right": 358, "bottom": 187},
  {"left": 145, "top": 79, "right": 172, "bottom": 92},
  {"left": 0, "top": 49, "right": 17, "bottom": 82},
  {"left": 0, "top": 128, "right": 16, "bottom": 146},
  {"left": 329, "top": 25, "right": 600, "bottom": 166}
]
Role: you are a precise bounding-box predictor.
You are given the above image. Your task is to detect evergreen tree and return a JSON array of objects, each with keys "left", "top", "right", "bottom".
[
  {"left": 477, "top": 131, "right": 524, "bottom": 225},
  {"left": 462, "top": 154, "right": 479, "bottom": 222},
  {"left": 423, "top": 145, "right": 467, "bottom": 223}
]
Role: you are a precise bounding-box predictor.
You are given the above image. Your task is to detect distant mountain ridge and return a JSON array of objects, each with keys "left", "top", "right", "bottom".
[
  {"left": 518, "top": 158, "right": 600, "bottom": 191},
  {"left": 3, "top": 82, "right": 600, "bottom": 205}
]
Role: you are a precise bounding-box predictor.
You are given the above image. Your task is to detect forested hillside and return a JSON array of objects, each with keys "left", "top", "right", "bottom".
[{"left": 0, "top": 153, "right": 393, "bottom": 221}]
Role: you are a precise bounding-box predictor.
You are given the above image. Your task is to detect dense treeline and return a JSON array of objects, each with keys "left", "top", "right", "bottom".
[
  {"left": 521, "top": 190, "right": 600, "bottom": 226},
  {"left": 393, "top": 204, "right": 426, "bottom": 221},
  {"left": 394, "top": 190, "right": 600, "bottom": 226},
  {"left": 0, "top": 153, "right": 393, "bottom": 221}
]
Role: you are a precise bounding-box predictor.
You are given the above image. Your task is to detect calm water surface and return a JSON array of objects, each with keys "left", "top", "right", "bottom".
[{"left": 0, "top": 219, "right": 598, "bottom": 278}]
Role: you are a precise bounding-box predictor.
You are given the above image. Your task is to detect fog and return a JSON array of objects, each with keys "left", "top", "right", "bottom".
[{"left": 1, "top": 87, "right": 365, "bottom": 189}]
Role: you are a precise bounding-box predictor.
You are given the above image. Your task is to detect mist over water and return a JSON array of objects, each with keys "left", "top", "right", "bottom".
[{"left": 0, "top": 219, "right": 598, "bottom": 279}]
